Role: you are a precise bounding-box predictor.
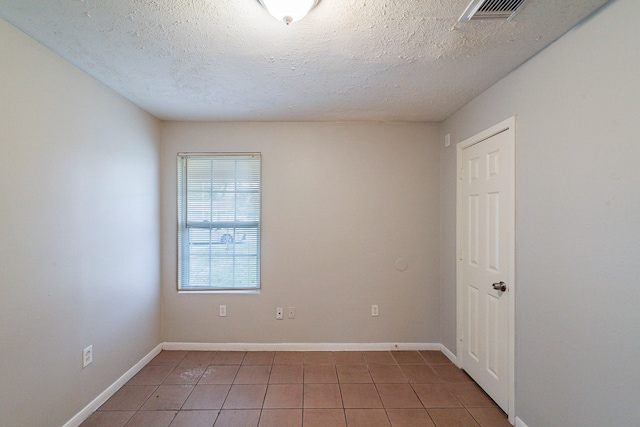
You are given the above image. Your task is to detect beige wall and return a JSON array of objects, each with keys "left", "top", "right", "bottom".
[
  {"left": 440, "top": 0, "right": 640, "bottom": 425},
  {"left": 160, "top": 122, "right": 441, "bottom": 345},
  {"left": 0, "top": 19, "right": 161, "bottom": 427}
]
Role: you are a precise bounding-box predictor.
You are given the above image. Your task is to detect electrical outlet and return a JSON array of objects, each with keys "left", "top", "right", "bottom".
[
  {"left": 219, "top": 305, "right": 227, "bottom": 317},
  {"left": 288, "top": 307, "right": 295, "bottom": 319},
  {"left": 276, "top": 307, "right": 284, "bottom": 320},
  {"left": 371, "top": 305, "right": 379, "bottom": 317},
  {"left": 82, "top": 345, "right": 93, "bottom": 368}
]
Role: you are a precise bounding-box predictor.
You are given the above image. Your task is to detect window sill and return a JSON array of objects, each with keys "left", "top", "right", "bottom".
[{"left": 177, "top": 289, "right": 261, "bottom": 295}]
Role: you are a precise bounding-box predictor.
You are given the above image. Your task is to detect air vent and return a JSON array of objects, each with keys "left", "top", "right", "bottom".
[{"left": 459, "top": 0, "right": 527, "bottom": 22}]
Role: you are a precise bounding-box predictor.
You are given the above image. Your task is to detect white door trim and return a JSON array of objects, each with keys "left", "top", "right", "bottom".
[{"left": 456, "top": 116, "right": 516, "bottom": 424}]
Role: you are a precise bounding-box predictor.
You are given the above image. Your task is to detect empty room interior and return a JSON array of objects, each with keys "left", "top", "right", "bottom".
[{"left": 1, "top": 0, "right": 638, "bottom": 426}]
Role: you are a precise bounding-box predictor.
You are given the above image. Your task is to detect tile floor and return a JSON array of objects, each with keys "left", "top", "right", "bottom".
[{"left": 80, "top": 350, "right": 511, "bottom": 427}]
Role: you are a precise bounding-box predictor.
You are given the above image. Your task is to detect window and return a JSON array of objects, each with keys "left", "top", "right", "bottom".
[{"left": 177, "top": 153, "right": 261, "bottom": 291}]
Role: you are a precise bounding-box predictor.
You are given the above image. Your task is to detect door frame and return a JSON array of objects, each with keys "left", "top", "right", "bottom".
[{"left": 456, "top": 116, "right": 516, "bottom": 423}]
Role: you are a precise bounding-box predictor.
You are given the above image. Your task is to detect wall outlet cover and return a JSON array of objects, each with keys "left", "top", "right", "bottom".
[{"left": 82, "top": 345, "right": 93, "bottom": 368}]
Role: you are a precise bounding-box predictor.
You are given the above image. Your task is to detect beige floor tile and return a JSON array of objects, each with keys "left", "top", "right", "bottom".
[
  {"left": 168, "top": 410, "right": 218, "bottom": 427},
  {"left": 411, "top": 384, "right": 462, "bottom": 408},
  {"left": 336, "top": 365, "right": 373, "bottom": 383},
  {"left": 303, "top": 409, "right": 347, "bottom": 427},
  {"left": 100, "top": 385, "right": 157, "bottom": 411},
  {"left": 127, "top": 365, "right": 174, "bottom": 386},
  {"left": 243, "top": 351, "right": 275, "bottom": 365},
  {"left": 223, "top": 384, "right": 268, "bottom": 409},
  {"left": 214, "top": 409, "right": 260, "bottom": 427},
  {"left": 363, "top": 351, "right": 396, "bottom": 365},
  {"left": 368, "top": 365, "right": 408, "bottom": 383},
  {"left": 270, "top": 364, "right": 304, "bottom": 384},
  {"left": 333, "top": 351, "right": 365, "bottom": 365},
  {"left": 375, "top": 383, "right": 423, "bottom": 408},
  {"left": 427, "top": 408, "right": 480, "bottom": 427},
  {"left": 386, "top": 409, "right": 435, "bottom": 427},
  {"left": 181, "top": 384, "right": 230, "bottom": 410},
  {"left": 234, "top": 364, "right": 272, "bottom": 384},
  {"left": 467, "top": 407, "right": 512, "bottom": 427},
  {"left": 139, "top": 385, "right": 194, "bottom": 410},
  {"left": 340, "top": 383, "right": 383, "bottom": 408},
  {"left": 419, "top": 351, "right": 452, "bottom": 365},
  {"left": 344, "top": 409, "right": 391, "bottom": 427},
  {"left": 263, "top": 384, "right": 303, "bottom": 408},
  {"left": 214, "top": 351, "right": 246, "bottom": 365},
  {"left": 400, "top": 365, "right": 442, "bottom": 384},
  {"left": 163, "top": 366, "right": 206, "bottom": 384},
  {"left": 258, "top": 409, "right": 303, "bottom": 427},
  {"left": 447, "top": 383, "right": 497, "bottom": 408},
  {"left": 124, "top": 410, "right": 176, "bottom": 427},
  {"left": 304, "top": 365, "right": 338, "bottom": 383},
  {"left": 80, "top": 411, "right": 135, "bottom": 427},
  {"left": 391, "top": 351, "right": 426, "bottom": 364},
  {"left": 149, "top": 351, "right": 188, "bottom": 366},
  {"left": 199, "top": 365, "right": 240, "bottom": 384},
  {"left": 303, "top": 383, "right": 343, "bottom": 408},
  {"left": 179, "top": 351, "right": 217, "bottom": 367}
]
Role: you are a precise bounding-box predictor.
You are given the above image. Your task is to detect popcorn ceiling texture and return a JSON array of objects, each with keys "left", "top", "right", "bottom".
[{"left": 0, "top": 0, "right": 606, "bottom": 121}]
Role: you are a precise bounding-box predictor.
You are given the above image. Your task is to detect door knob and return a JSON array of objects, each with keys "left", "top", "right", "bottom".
[{"left": 492, "top": 281, "right": 507, "bottom": 292}]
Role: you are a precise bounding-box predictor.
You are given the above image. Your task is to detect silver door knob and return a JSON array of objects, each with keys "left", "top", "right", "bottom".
[{"left": 492, "top": 281, "right": 507, "bottom": 292}]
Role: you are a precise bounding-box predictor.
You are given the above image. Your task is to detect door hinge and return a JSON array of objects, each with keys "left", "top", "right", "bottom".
[
  {"left": 459, "top": 249, "right": 463, "bottom": 261},
  {"left": 459, "top": 167, "right": 464, "bottom": 180}
]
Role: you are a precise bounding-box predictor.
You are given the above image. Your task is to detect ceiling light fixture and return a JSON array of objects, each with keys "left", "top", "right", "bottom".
[{"left": 258, "top": 0, "right": 320, "bottom": 25}]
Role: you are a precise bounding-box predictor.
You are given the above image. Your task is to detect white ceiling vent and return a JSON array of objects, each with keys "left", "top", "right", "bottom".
[{"left": 459, "top": 0, "right": 527, "bottom": 22}]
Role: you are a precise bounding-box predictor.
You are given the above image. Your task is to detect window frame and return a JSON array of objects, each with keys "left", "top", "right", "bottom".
[{"left": 177, "top": 152, "right": 261, "bottom": 292}]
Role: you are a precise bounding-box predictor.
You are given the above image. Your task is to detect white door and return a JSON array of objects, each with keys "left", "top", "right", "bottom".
[{"left": 457, "top": 117, "right": 515, "bottom": 418}]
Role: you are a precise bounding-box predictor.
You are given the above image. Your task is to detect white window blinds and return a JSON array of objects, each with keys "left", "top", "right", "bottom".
[{"left": 177, "top": 154, "right": 261, "bottom": 290}]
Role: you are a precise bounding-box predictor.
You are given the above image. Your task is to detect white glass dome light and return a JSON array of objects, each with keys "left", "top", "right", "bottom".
[{"left": 258, "top": 0, "right": 320, "bottom": 25}]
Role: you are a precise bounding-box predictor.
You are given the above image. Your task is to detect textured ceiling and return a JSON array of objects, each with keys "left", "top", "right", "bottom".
[{"left": 0, "top": 0, "right": 608, "bottom": 121}]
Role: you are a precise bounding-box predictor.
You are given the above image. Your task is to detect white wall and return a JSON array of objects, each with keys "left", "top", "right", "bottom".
[
  {"left": 160, "top": 122, "right": 440, "bottom": 345},
  {"left": 440, "top": 0, "right": 640, "bottom": 425},
  {"left": 0, "top": 19, "right": 161, "bottom": 427}
]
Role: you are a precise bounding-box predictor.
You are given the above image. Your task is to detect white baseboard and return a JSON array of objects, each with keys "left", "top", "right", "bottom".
[
  {"left": 515, "top": 417, "right": 528, "bottom": 427},
  {"left": 439, "top": 344, "right": 458, "bottom": 365},
  {"left": 162, "top": 342, "right": 442, "bottom": 352},
  {"left": 63, "top": 343, "right": 162, "bottom": 427}
]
